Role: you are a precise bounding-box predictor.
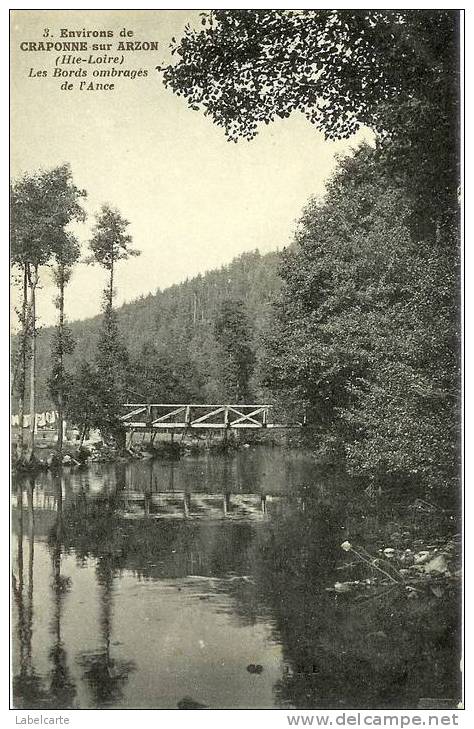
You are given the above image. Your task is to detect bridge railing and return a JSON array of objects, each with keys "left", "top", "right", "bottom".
[{"left": 120, "top": 403, "right": 301, "bottom": 430}]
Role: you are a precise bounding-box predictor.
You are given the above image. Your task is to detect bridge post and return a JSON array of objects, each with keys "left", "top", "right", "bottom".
[
  {"left": 223, "top": 493, "right": 230, "bottom": 516},
  {"left": 144, "top": 491, "right": 151, "bottom": 517},
  {"left": 126, "top": 428, "right": 135, "bottom": 449},
  {"left": 146, "top": 404, "right": 152, "bottom": 442},
  {"left": 183, "top": 492, "right": 191, "bottom": 518},
  {"left": 223, "top": 406, "right": 229, "bottom": 443}
]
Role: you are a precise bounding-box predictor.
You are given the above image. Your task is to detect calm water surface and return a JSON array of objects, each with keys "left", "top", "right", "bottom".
[{"left": 12, "top": 448, "right": 460, "bottom": 709}]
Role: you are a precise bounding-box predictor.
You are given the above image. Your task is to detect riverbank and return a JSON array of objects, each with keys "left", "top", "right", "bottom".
[{"left": 11, "top": 431, "right": 274, "bottom": 473}]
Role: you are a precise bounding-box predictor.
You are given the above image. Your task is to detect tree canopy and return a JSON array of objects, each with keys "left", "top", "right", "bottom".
[
  {"left": 161, "top": 10, "right": 459, "bottom": 234},
  {"left": 10, "top": 164, "right": 86, "bottom": 268},
  {"left": 161, "top": 10, "right": 458, "bottom": 143},
  {"left": 88, "top": 205, "right": 138, "bottom": 272}
]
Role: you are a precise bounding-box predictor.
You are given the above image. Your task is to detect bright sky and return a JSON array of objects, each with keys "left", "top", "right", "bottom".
[{"left": 11, "top": 9, "right": 371, "bottom": 327}]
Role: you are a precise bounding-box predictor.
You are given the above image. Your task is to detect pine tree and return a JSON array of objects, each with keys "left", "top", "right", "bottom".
[
  {"left": 87, "top": 205, "right": 140, "bottom": 445},
  {"left": 214, "top": 300, "right": 255, "bottom": 402}
]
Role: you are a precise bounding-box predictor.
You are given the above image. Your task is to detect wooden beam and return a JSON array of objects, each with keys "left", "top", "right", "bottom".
[
  {"left": 190, "top": 406, "right": 225, "bottom": 424},
  {"left": 124, "top": 421, "right": 300, "bottom": 430},
  {"left": 120, "top": 406, "right": 147, "bottom": 421},
  {"left": 228, "top": 406, "right": 265, "bottom": 426},
  {"left": 123, "top": 403, "right": 273, "bottom": 409},
  {"left": 151, "top": 406, "right": 186, "bottom": 424},
  {"left": 126, "top": 428, "right": 135, "bottom": 448}
]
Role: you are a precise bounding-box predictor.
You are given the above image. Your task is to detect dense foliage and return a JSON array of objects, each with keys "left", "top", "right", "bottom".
[
  {"left": 161, "top": 11, "right": 458, "bottom": 146},
  {"left": 264, "top": 145, "right": 460, "bottom": 493},
  {"left": 10, "top": 165, "right": 86, "bottom": 270},
  {"left": 214, "top": 300, "right": 255, "bottom": 402}
]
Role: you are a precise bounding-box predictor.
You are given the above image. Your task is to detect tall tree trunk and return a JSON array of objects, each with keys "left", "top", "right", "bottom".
[
  {"left": 52, "top": 474, "right": 63, "bottom": 649},
  {"left": 109, "top": 260, "right": 114, "bottom": 309},
  {"left": 193, "top": 291, "right": 197, "bottom": 327},
  {"left": 25, "top": 478, "right": 35, "bottom": 673},
  {"left": 56, "top": 266, "right": 65, "bottom": 458},
  {"left": 16, "top": 263, "right": 29, "bottom": 459},
  {"left": 28, "top": 265, "right": 38, "bottom": 462},
  {"left": 14, "top": 481, "right": 25, "bottom": 669},
  {"left": 79, "top": 419, "right": 89, "bottom": 448}
]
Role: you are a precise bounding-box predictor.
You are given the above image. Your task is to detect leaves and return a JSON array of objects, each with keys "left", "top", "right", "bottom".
[
  {"left": 265, "top": 141, "right": 459, "bottom": 493},
  {"left": 88, "top": 205, "right": 138, "bottom": 271},
  {"left": 11, "top": 164, "right": 86, "bottom": 269},
  {"left": 159, "top": 10, "right": 458, "bottom": 164}
]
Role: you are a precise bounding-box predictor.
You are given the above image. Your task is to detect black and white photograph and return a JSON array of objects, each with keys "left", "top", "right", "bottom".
[{"left": 9, "top": 6, "right": 463, "bottom": 717}]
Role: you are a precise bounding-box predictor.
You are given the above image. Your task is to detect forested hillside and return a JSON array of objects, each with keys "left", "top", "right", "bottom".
[{"left": 29, "top": 249, "right": 281, "bottom": 411}]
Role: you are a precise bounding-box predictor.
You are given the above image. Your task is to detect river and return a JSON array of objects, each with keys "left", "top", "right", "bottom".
[{"left": 11, "top": 447, "right": 461, "bottom": 710}]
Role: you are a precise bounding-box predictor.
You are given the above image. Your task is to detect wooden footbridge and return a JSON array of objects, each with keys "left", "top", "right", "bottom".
[{"left": 120, "top": 403, "right": 304, "bottom": 434}]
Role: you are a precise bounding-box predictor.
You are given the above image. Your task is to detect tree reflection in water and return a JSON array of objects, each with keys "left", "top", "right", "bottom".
[
  {"left": 13, "top": 474, "right": 78, "bottom": 709},
  {"left": 12, "top": 478, "right": 44, "bottom": 708},
  {"left": 76, "top": 555, "right": 135, "bottom": 709},
  {"left": 47, "top": 472, "right": 76, "bottom": 708},
  {"left": 61, "top": 465, "right": 136, "bottom": 708}
]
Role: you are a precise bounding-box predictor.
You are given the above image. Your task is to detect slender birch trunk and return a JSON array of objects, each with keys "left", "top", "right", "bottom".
[
  {"left": 109, "top": 258, "right": 114, "bottom": 308},
  {"left": 80, "top": 419, "right": 89, "bottom": 448},
  {"left": 27, "top": 265, "right": 38, "bottom": 461},
  {"left": 56, "top": 265, "right": 65, "bottom": 457},
  {"left": 16, "top": 263, "right": 29, "bottom": 459}
]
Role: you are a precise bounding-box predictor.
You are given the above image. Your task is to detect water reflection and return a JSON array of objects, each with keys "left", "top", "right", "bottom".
[
  {"left": 48, "top": 475, "right": 76, "bottom": 708},
  {"left": 13, "top": 477, "right": 77, "bottom": 709},
  {"left": 77, "top": 556, "right": 136, "bottom": 708},
  {"left": 12, "top": 449, "right": 461, "bottom": 709}
]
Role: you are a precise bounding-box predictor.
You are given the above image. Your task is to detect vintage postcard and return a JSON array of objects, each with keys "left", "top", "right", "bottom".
[{"left": 10, "top": 6, "right": 463, "bottom": 721}]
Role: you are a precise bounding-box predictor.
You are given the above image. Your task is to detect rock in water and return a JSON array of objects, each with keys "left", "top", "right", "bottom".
[
  {"left": 424, "top": 554, "right": 449, "bottom": 574},
  {"left": 246, "top": 664, "right": 263, "bottom": 674},
  {"left": 177, "top": 697, "right": 208, "bottom": 709}
]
